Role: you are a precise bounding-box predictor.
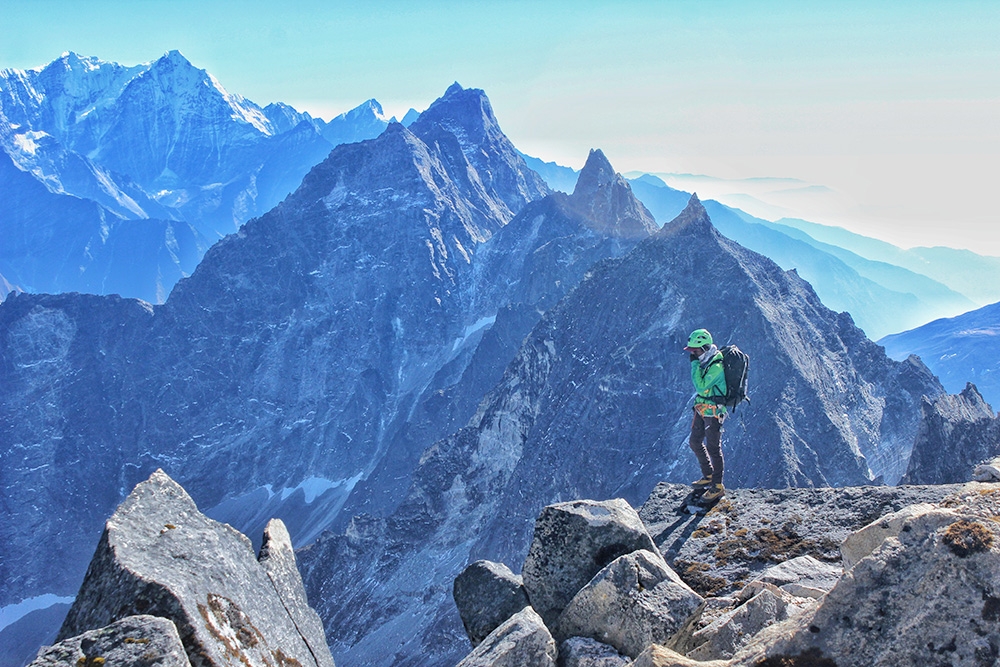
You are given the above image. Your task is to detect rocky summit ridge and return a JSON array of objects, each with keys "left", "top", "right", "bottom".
[{"left": 451, "top": 477, "right": 1000, "bottom": 666}]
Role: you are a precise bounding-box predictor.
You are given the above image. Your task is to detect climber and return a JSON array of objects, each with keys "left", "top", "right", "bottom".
[{"left": 684, "top": 328, "right": 727, "bottom": 502}]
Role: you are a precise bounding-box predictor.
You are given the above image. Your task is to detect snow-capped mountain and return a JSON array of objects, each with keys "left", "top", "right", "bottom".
[{"left": 0, "top": 51, "right": 407, "bottom": 303}]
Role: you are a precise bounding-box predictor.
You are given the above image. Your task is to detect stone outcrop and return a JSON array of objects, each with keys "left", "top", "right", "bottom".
[
  {"left": 553, "top": 550, "right": 702, "bottom": 658},
  {"left": 684, "top": 587, "right": 791, "bottom": 661},
  {"left": 974, "top": 456, "right": 1000, "bottom": 482},
  {"left": 626, "top": 482, "right": 1000, "bottom": 666},
  {"left": 633, "top": 644, "right": 726, "bottom": 667},
  {"left": 750, "top": 495, "right": 1000, "bottom": 666},
  {"left": 52, "top": 470, "right": 335, "bottom": 667},
  {"left": 28, "top": 615, "right": 190, "bottom": 667},
  {"left": 522, "top": 499, "right": 659, "bottom": 626},
  {"left": 257, "top": 519, "right": 333, "bottom": 665},
  {"left": 455, "top": 607, "right": 557, "bottom": 667},
  {"left": 453, "top": 499, "right": 700, "bottom": 665},
  {"left": 839, "top": 502, "right": 940, "bottom": 570},
  {"left": 454, "top": 560, "right": 531, "bottom": 646}
]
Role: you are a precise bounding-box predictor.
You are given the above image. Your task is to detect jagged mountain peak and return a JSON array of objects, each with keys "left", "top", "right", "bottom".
[
  {"left": 657, "top": 192, "right": 712, "bottom": 237},
  {"left": 122, "top": 49, "right": 273, "bottom": 140},
  {"left": 404, "top": 83, "right": 549, "bottom": 218},
  {"left": 572, "top": 148, "right": 616, "bottom": 193},
  {"left": 336, "top": 98, "right": 386, "bottom": 122},
  {"left": 411, "top": 82, "right": 498, "bottom": 138},
  {"left": 568, "top": 148, "right": 657, "bottom": 238},
  {"left": 49, "top": 51, "right": 104, "bottom": 71},
  {"left": 362, "top": 98, "right": 384, "bottom": 116},
  {"left": 156, "top": 49, "right": 193, "bottom": 67}
]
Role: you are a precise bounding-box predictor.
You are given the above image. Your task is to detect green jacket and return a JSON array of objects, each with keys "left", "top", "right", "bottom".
[{"left": 691, "top": 351, "right": 727, "bottom": 414}]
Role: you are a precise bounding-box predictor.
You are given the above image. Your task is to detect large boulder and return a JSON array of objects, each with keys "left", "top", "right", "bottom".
[
  {"left": 973, "top": 456, "right": 1000, "bottom": 482},
  {"left": 257, "top": 518, "right": 334, "bottom": 664},
  {"left": 755, "top": 508, "right": 1000, "bottom": 665},
  {"left": 55, "top": 469, "right": 335, "bottom": 667},
  {"left": 455, "top": 606, "right": 558, "bottom": 667},
  {"left": 28, "top": 615, "right": 190, "bottom": 667},
  {"left": 454, "top": 560, "right": 531, "bottom": 647},
  {"left": 522, "top": 499, "right": 659, "bottom": 626},
  {"left": 553, "top": 549, "right": 702, "bottom": 658}
]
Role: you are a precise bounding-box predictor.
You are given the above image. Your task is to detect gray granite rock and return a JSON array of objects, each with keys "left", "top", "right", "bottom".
[
  {"left": 28, "top": 614, "right": 190, "bottom": 667},
  {"left": 753, "top": 503, "right": 1000, "bottom": 666},
  {"left": 640, "top": 482, "right": 964, "bottom": 597},
  {"left": 454, "top": 560, "right": 530, "bottom": 647},
  {"left": 455, "top": 606, "right": 557, "bottom": 667},
  {"left": 553, "top": 550, "right": 702, "bottom": 659},
  {"left": 57, "top": 470, "right": 335, "bottom": 667},
  {"left": 558, "top": 636, "right": 630, "bottom": 667},
  {"left": 632, "top": 644, "right": 725, "bottom": 667},
  {"left": 522, "top": 499, "right": 659, "bottom": 626},
  {"left": 686, "top": 587, "right": 789, "bottom": 661},
  {"left": 754, "top": 555, "right": 842, "bottom": 597}
]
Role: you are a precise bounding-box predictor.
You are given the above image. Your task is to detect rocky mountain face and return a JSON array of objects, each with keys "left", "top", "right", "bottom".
[
  {"left": 901, "top": 383, "right": 1000, "bottom": 485},
  {"left": 28, "top": 470, "right": 335, "bottom": 667},
  {"left": 337, "top": 147, "right": 656, "bottom": 522},
  {"left": 449, "top": 479, "right": 1000, "bottom": 666},
  {"left": 0, "top": 82, "right": 556, "bottom": 662},
  {"left": 296, "top": 197, "right": 946, "bottom": 666},
  {"left": 0, "top": 51, "right": 397, "bottom": 302},
  {"left": 880, "top": 299, "right": 1000, "bottom": 409}
]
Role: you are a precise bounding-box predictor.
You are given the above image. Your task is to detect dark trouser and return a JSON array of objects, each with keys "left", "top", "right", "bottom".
[{"left": 689, "top": 410, "right": 724, "bottom": 485}]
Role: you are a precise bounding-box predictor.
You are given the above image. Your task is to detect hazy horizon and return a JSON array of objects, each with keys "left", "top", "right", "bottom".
[{"left": 3, "top": 1, "right": 998, "bottom": 254}]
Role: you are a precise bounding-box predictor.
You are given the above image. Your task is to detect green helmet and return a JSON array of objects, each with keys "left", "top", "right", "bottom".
[{"left": 686, "top": 328, "right": 713, "bottom": 349}]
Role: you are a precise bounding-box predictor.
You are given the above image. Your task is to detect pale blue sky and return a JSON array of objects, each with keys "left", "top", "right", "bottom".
[{"left": 3, "top": 1, "right": 999, "bottom": 253}]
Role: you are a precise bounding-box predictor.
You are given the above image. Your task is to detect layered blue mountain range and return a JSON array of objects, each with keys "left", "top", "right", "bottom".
[
  {"left": 3, "top": 51, "right": 994, "bottom": 342},
  {"left": 528, "top": 164, "right": 986, "bottom": 340}
]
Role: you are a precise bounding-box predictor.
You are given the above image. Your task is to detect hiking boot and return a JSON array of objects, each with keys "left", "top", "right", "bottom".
[
  {"left": 701, "top": 484, "right": 725, "bottom": 502},
  {"left": 692, "top": 476, "right": 713, "bottom": 488}
]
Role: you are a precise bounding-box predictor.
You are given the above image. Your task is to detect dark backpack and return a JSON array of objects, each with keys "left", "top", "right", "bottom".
[{"left": 709, "top": 345, "right": 750, "bottom": 411}]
